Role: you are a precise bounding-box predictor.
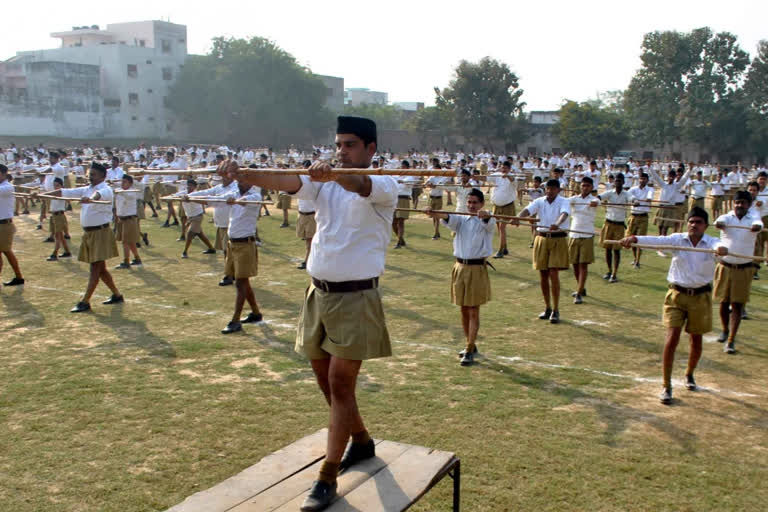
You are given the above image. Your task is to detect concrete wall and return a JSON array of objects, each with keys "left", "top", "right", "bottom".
[{"left": 317, "top": 75, "right": 344, "bottom": 113}]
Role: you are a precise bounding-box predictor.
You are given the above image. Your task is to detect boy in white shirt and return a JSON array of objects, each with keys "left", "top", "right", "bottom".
[{"left": 177, "top": 179, "right": 217, "bottom": 259}]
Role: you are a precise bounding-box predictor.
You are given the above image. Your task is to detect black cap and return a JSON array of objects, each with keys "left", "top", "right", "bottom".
[
  {"left": 90, "top": 162, "right": 107, "bottom": 174},
  {"left": 336, "top": 116, "right": 377, "bottom": 145}
]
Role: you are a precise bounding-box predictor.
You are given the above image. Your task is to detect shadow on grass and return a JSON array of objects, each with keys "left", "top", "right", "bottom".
[
  {"left": 585, "top": 295, "right": 659, "bottom": 320},
  {"left": 0, "top": 285, "right": 45, "bottom": 329},
  {"left": 387, "top": 307, "right": 464, "bottom": 344},
  {"left": 87, "top": 303, "right": 177, "bottom": 359},
  {"left": 478, "top": 357, "right": 698, "bottom": 450},
  {"left": 58, "top": 258, "right": 91, "bottom": 278},
  {"left": 129, "top": 266, "right": 180, "bottom": 291}
]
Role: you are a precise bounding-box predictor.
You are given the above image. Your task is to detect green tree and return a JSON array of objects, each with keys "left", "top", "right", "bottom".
[
  {"left": 743, "top": 40, "right": 768, "bottom": 162},
  {"left": 403, "top": 105, "right": 455, "bottom": 147},
  {"left": 552, "top": 101, "right": 628, "bottom": 155},
  {"left": 435, "top": 57, "right": 527, "bottom": 150},
  {"left": 167, "top": 36, "right": 332, "bottom": 146},
  {"left": 342, "top": 103, "right": 405, "bottom": 130}
]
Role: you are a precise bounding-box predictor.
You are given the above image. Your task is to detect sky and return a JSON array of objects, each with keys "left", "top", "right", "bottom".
[{"left": 3, "top": 0, "right": 766, "bottom": 111}]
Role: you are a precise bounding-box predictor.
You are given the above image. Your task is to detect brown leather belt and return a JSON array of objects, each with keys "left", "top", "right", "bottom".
[
  {"left": 83, "top": 223, "right": 109, "bottom": 232},
  {"left": 230, "top": 236, "right": 255, "bottom": 243},
  {"left": 312, "top": 276, "right": 378, "bottom": 293},
  {"left": 456, "top": 258, "right": 486, "bottom": 265},
  {"left": 537, "top": 231, "right": 567, "bottom": 238},
  {"left": 720, "top": 261, "right": 754, "bottom": 270},
  {"left": 671, "top": 283, "right": 712, "bottom": 296}
]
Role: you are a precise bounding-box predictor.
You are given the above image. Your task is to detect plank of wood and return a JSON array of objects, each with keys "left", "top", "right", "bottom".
[
  {"left": 164, "top": 429, "right": 328, "bottom": 512},
  {"left": 325, "top": 445, "right": 456, "bottom": 512},
  {"left": 233, "top": 439, "right": 406, "bottom": 512}
]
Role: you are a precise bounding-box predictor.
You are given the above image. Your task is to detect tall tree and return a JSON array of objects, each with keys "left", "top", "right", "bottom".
[
  {"left": 743, "top": 40, "right": 768, "bottom": 162},
  {"left": 552, "top": 101, "right": 628, "bottom": 156},
  {"left": 435, "top": 57, "right": 527, "bottom": 150},
  {"left": 167, "top": 36, "right": 332, "bottom": 146}
]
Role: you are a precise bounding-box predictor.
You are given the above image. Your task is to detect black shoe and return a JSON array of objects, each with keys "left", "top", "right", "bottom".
[
  {"left": 22, "top": 210, "right": 30, "bottom": 214},
  {"left": 241, "top": 312, "right": 263, "bottom": 324},
  {"left": 394, "top": 242, "right": 403, "bottom": 249},
  {"left": 46, "top": 254, "right": 58, "bottom": 261},
  {"left": 171, "top": 220, "right": 179, "bottom": 226},
  {"left": 221, "top": 321, "right": 242, "bottom": 334},
  {"left": 602, "top": 273, "right": 611, "bottom": 280},
  {"left": 70, "top": 301, "right": 91, "bottom": 313},
  {"left": 549, "top": 310, "right": 560, "bottom": 324},
  {"left": 724, "top": 342, "right": 736, "bottom": 354},
  {"left": 753, "top": 271, "right": 760, "bottom": 281},
  {"left": 36, "top": 224, "right": 42, "bottom": 230},
  {"left": 717, "top": 330, "right": 729, "bottom": 343},
  {"left": 581, "top": 288, "right": 587, "bottom": 297},
  {"left": 493, "top": 250, "right": 504, "bottom": 259},
  {"left": 460, "top": 351, "right": 474, "bottom": 366},
  {"left": 609, "top": 275, "right": 618, "bottom": 283},
  {"left": 458, "top": 345, "right": 478, "bottom": 357},
  {"left": 685, "top": 374, "right": 697, "bottom": 391},
  {"left": 64, "top": 234, "right": 71, "bottom": 240},
  {"left": 279, "top": 223, "right": 289, "bottom": 228},
  {"left": 300, "top": 480, "right": 337, "bottom": 512},
  {"left": 103, "top": 294, "right": 124, "bottom": 305},
  {"left": 503, "top": 248, "right": 509, "bottom": 255},
  {"left": 136, "top": 242, "right": 141, "bottom": 248},
  {"left": 3, "top": 277, "right": 25, "bottom": 286},
  {"left": 181, "top": 252, "right": 188, "bottom": 259},
  {"left": 431, "top": 235, "right": 440, "bottom": 240},
  {"left": 573, "top": 294, "right": 583, "bottom": 304},
  {"left": 218, "top": 276, "right": 234, "bottom": 286},
  {"left": 151, "top": 213, "right": 158, "bottom": 218},
  {"left": 659, "top": 387, "right": 672, "bottom": 405},
  {"left": 130, "top": 259, "right": 143, "bottom": 266},
  {"left": 161, "top": 221, "right": 170, "bottom": 228},
  {"left": 297, "top": 261, "right": 307, "bottom": 270},
  {"left": 538, "top": 308, "right": 552, "bottom": 320},
  {"left": 339, "top": 439, "right": 375, "bottom": 471},
  {"left": 43, "top": 236, "right": 54, "bottom": 243},
  {"left": 114, "top": 262, "right": 131, "bottom": 270},
  {"left": 177, "top": 236, "right": 186, "bottom": 242},
  {"left": 202, "top": 248, "right": 216, "bottom": 254},
  {"left": 60, "top": 252, "right": 72, "bottom": 258},
  {"left": 741, "top": 307, "right": 747, "bottom": 320}
]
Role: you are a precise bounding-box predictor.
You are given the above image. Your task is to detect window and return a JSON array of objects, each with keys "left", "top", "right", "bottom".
[
  {"left": 147, "top": 89, "right": 153, "bottom": 94},
  {"left": 139, "top": 40, "right": 146, "bottom": 47},
  {"left": 527, "top": 146, "right": 537, "bottom": 155},
  {"left": 131, "top": 116, "right": 138, "bottom": 121},
  {"left": 146, "top": 59, "right": 152, "bottom": 65},
  {"left": 128, "top": 93, "right": 139, "bottom": 106},
  {"left": 178, "top": 38, "right": 186, "bottom": 43},
  {"left": 161, "top": 39, "right": 171, "bottom": 54},
  {"left": 127, "top": 64, "right": 137, "bottom": 78},
  {"left": 104, "top": 98, "right": 121, "bottom": 108},
  {"left": 148, "top": 116, "right": 155, "bottom": 121},
  {"left": 163, "top": 96, "right": 171, "bottom": 108},
  {"left": 166, "top": 121, "right": 175, "bottom": 132},
  {"left": 642, "top": 151, "right": 654, "bottom": 161},
  {"left": 326, "top": 87, "right": 334, "bottom": 97},
  {"left": 162, "top": 67, "right": 173, "bottom": 81}
]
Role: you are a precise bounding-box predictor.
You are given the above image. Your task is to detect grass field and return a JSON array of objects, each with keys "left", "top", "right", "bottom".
[{"left": 1, "top": 199, "right": 767, "bottom": 512}]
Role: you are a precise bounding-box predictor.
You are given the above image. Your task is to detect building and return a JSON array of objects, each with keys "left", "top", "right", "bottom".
[
  {"left": 344, "top": 87, "right": 388, "bottom": 106},
  {"left": 392, "top": 101, "right": 424, "bottom": 112},
  {"left": 316, "top": 74, "right": 344, "bottom": 113},
  {"left": 0, "top": 20, "right": 187, "bottom": 138}
]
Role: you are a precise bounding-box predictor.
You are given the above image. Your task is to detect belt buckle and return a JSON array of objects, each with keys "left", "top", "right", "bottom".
[
  {"left": 317, "top": 280, "right": 330, "bottom": 293},
  {"left": 686, "top": 287, "right": 695, "bottom": 296}
]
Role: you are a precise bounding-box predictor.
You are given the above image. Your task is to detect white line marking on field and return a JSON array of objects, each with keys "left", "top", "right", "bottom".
[
  {"left": 267, "top": 281, "right": 287, "bottom": 286},
  {"left": 572, "top": 320, "right": 609, "bottom": 327}
]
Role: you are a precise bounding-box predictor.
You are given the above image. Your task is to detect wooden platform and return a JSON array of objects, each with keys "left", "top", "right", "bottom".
[{"left": 166, "top": 429, "right": 460, "bottom": 512}]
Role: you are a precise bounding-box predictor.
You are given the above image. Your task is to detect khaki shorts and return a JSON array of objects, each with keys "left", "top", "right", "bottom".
[
  {"left": 429, "top": 196, "right": 443, "bottom": 211},
  {"left": 756, "top": 215, "right": 768, "bottom": 256},
  {"left": 79, "top": 225, "right": 119, "bottom": 263},
  {"left": 137, "top": 200, "right": 146, "bottom": 220},
  {"left": 163, "top": 184, "right": 178, "bottom": 196},
  {"left": 186, "top": 214, "right": 203, "bottom": 235},
  {"left": 277, "top": 193, "right": 291, "bottom": 210},
  {"left": 568, "top": 236, "right": 595, "bottom": 264},
  {"left": 143, "top": 187, "right": 153, "bottom": 203},
  {"left": 654, "top": 209, "right": 678, "bottom": 229},
  {"left": 215, "top": 227, "right": 228, "bottom": 251},
  {"left": 711, "top": 196, "right": 723, "bottom": 211},
  {"left": 689, "top": 197, "right": 705, "bottom": 212},
  {"left": 394, "top": 196, "right": 411, "bottom": 219},
  {"left": 662, "top": 287, "right": 712, "bottom": 334},
  {"left": 492, "top": 202, "right": 516, "bottom": 217},
  {"left": 714, "top": 263, "right": 754, "bottom": 304},
  {"left": 50, "top": 212, "right": 68, "bottom": 234},
  {"left": 0, "top": 221, "right": 16, "bottom": 252},
  {"left": 295, "top": 282, "right": 392, "bottom": 360},
  {"left": 116, "top": 217, "right": 140, "bottom": 245},
  {"left": 225, "top": 240, "right": 258, "bottom": 279},
  {"left": 411, "top": 188, "right": 423, "bottom": 201},
  {"left": 451, "top": 262, "right": 491, "bottom": 306},
  {"left": 533, "top": 235, "right": 569, "bottom": 270},
  {"left": 600, "top": 221, "right": 626, "bottom": 249},
  {"left": 625, "top": 213, "right": 649, "bottom": 237},
  {"left": 296, "top": 212, "right": 316, "bottom": 239}
]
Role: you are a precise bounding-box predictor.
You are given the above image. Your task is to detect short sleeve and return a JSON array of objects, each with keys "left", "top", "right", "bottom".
[
  {"left": 291, "top": 176, "right": 321, "bottom": 201},
  {"left": 365, "top": 176, "right": 398, "bottom": 206},
  {"left": 60, "top": 186, "right": 89, "bottom": 199}
]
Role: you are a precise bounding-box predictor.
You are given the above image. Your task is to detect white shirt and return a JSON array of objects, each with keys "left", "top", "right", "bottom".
[
  {"left": 292, "top": 175, "right": 398, "bottom": 281},
  {"left": 755, "top": 187, "right": 768, "bottom": 218},
  {"left": 454, "top": 181, "right": 479, "bottom": 213},
  {"left": 443, "top": 214, "right": 496, "bottom": 259},
  {"left": 107, "top": 166, "right": 124, "bottom": 182},
  {"left": 568, "top": 194, "right": 597, "bottom": 238},
  {"left": 115, "top": 190, "right": 139, "bottom": 217},
  {"left": 599, "top": 189, "right": 631, "bottom": 222},
  {"left": 61, "top": 182, "right": 114, "bottom": 227},
  {"left": 689, "top": 179, "right": 710, "bottom": 199},
  {"left": 635, "top": 233, "right": 721, "bottom": 288},
  {"left": 224, "top": 186, "right": 262, "bottom": 239},
  {"left": 51, "top": 162, "right": 67, "bottom": 180},
  {"left": 426, "top": 176, "right": 448, "bottom": 197},
  {"left": 189, "top": 181, "right": 238, "bottom": 228},
  {"left": 489, "top": 172, "right": 517, "bottom": 206},
  {"left": 526, "top": 195, "right": 570, "bottom": 233},
  {"left": 0, "top": 180, "right": 14, "bottom": 219},
  {"left": 298, "top": 198, "right": 316, "bottom": 213},
  {"left": 396, "top": 175, "right": 419, "bottom": 196},
  {"left": 628, "top": 185, "right": 653, "bottom": 214},
  {"left": 649, "top": 168, "right": 691, "bottom": 204},
  {"left": 716, "top": 210, "right": 764, "bottom": 265}
]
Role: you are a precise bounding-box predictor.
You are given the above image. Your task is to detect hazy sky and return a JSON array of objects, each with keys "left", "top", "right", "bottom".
[{"left": 4, "top": 0, "right": 766, "bottom": 110}]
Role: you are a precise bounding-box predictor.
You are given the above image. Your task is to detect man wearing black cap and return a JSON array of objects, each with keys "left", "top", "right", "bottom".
[{"left": 217, "top": 116, "right": 397, "bottom": 512}]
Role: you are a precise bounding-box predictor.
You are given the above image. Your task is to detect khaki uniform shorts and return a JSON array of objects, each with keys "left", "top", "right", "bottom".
[
  {"left": 429, "top": 196, "right": 443, "bottom": 211},
  {"left": 50, "top": 212, "right": 68, "bottom": 234},
  {"left": 394, "top": 196, "right": 411, "bottom": 219},
  {"left": 689, "top": 197, "right": 705, "bottom": 211},
  {"left": 711, "top": 196, "right": 723, "bottom": 211},
  {"left": 143, "top": 187, "right": 153, "bottom": 203},
  {"left": 625, "top": 214, "right": 649, "bottom": 237},
  {"left": 600, "top": 221, "right": 626, "bottom": 249},
  {"left": 492, "top": 202, "right": 517, "bottom": 217},
  {"left": 79, "top": 226, "right": 119, "bottom": 263},
  {"left": 186, "top": 214, "right": 203, "bottom": 235},
  {"left": 277, "top": 193, "right": 291, "bottom": 210},
  {"left": 0, "top": 222, "right": 16, "bottom": 252},
  {"left": 756, "top": 215, "right": 768, "bottom": 257},
  {"left": 533, "top": 235, "right": 569, "bottom": 270},
  {"left": 152, "top": 182, "right": 164, "bottom": 200},
  {"left": 116, "top": 217, "right": 140, "bottom": 245},
  {"left": 714, "top": 263, "right": 754, "bottom": 304},
  {"left": 215, "top": 227, "right": 229, "bottom": 251},
  {"left": 137, "top": 200, "right": 146, "bottom": 220},
  {"left": 411, "top": 187, "right": 422, "bottom": 202},
  {"left": 163, "top": 184, "right": 178, "bottom": 196},
  {"left": 295, "top": 282, "right": 392, "bottom": 360},
  {"left": 296, "top": 212, "right": 316, "bottom": 239},
  {"left": 662, "top": 286, "right": 712, "bottom": 334},
  {"left": 568, "top": 237, "right": 595, "bottom": 264},
  {"left": 225, "top": 240, "right": 258, "bottom": 279},
  {"left": 451, "top": 262, "right": 491, "bottom": 306},
  {"left": 654, "top": 209, "right": 678, "bottom": 229}
]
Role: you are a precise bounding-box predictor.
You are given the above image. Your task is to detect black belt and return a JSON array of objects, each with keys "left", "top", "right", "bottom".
[
  {"left": 537, "top": 231, "right": 567, "bottom": 238},
  {"left": 456, "top": 257, "right": 486, "bottom": 265},
  {"left": 52, "top": 211, "right": 65, "bottom": 216},
  {"left": 119, "top": 215, "right": 136, "bottom": 220},
  {"left": 312, "top": 276, "right": 378, "bottom": 293},
  {"left": 606, "top": 219, "right": 626, "bottom": 226},
  {"left": 671, "top": 283, "right": 712, "bottom": 296},
  {"left": 0, "top": 218, "right": 12, "bottom": 224},
  {"left": 497, "top": 201, "right": 516, "bottom": 208},
  {"left": 83, "top": 223, "right": 110, "bottom": 232},
  {"left": 720, "top": 261, "right": 754, "bottom": 270},
  {"left": 398, "top": 195, "right": 411, "bottom": 199},
  {"left": 299, "top": 211, "right": 315, "bottom": 215},
  {"left": 230, "top": 236, "right": 255, "bottom": 243},
  {"left": 631, "top": 213, "right": 648, "bottom": 217}
]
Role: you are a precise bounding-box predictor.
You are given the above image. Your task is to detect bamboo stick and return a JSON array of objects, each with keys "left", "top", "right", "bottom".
[
  {"left": 534, "top": 225, "right": 598, "bottom": 236},
  {"left": 236, "top": 168, "right": 457, "bottom": 177},
  {"left": 37, "top": 194, "right": 110, "bottom": 205},
  {"left": 113, "top": 189, "right": 142, "bottom": 193},
  {"left": 604, "top": 241, "right": 767, "bottom": 262},
  {"left": 160, "top": 196, "right": 271, "bottom": 205},
  {"left": 602, "top": 202, "right": 675, "bottom": 209},
  {"left": 397, "top": 208, "right": 538, "bottom": 221}
]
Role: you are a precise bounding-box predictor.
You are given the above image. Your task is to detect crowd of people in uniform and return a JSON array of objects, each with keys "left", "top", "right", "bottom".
[{"left": 1, "top": 117, "right": 767, "bottom": 510}]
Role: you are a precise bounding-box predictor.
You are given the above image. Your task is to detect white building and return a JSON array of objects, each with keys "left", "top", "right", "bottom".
[
  {"left": 0, "top": 20, "right": 187, "bottom": 138},
  {"left": 344, "top": 87, "right": 388, "bottom": 106}
]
